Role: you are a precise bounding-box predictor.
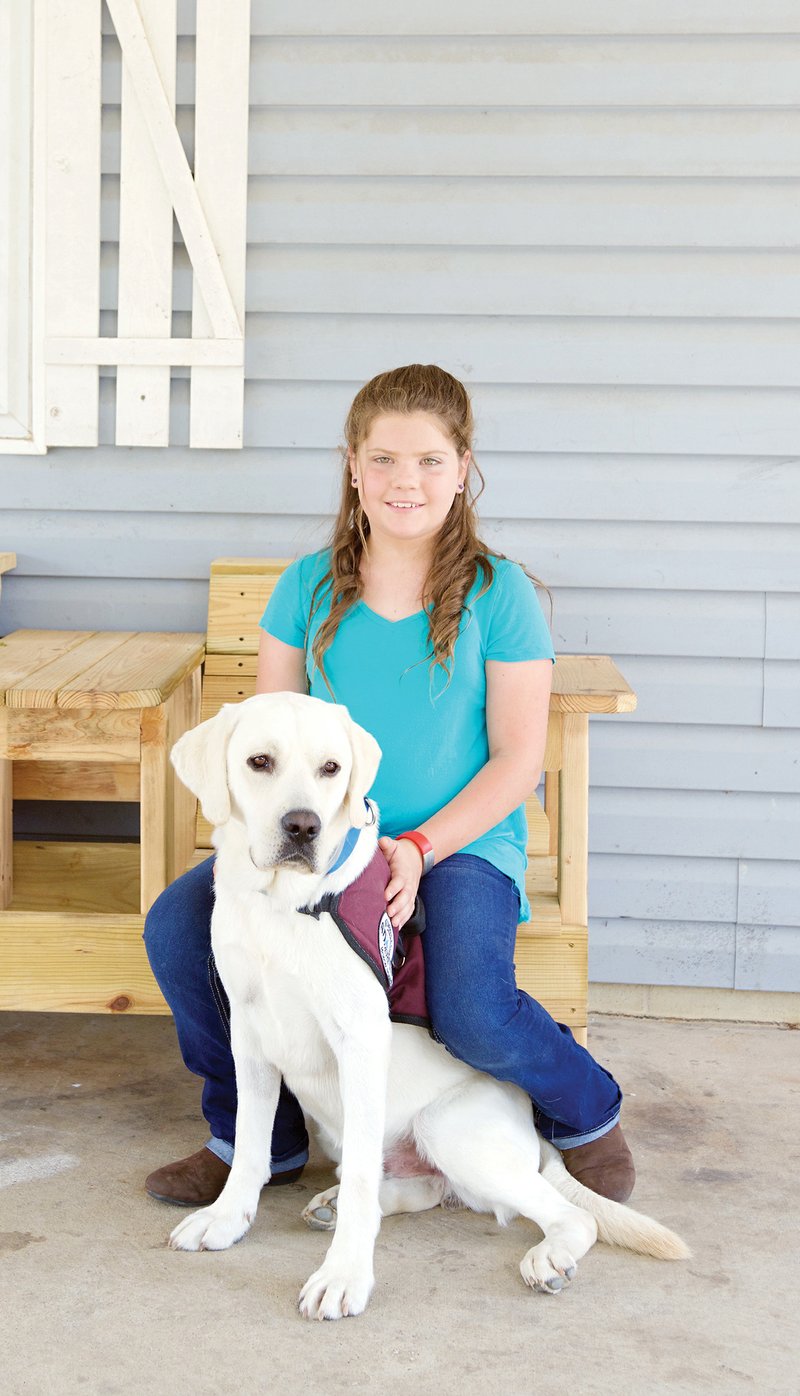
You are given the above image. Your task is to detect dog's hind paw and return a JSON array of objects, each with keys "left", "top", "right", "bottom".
[
  {"left": 302, "top": 1186, "right": 339, "bottom": 1231},
  {"left": 520, "top": 1242, "right": 578, "bottom": 1295},
  {"left": 298, "top": 1260, "right": 373, "bottom": 1321},
  {"left": 168, "top": 1202, "right": 254, "bottom": 1252}
]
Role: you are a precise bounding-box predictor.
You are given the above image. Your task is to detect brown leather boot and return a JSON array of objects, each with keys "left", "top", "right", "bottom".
[
  {"left": 145, "top": 1146, "right": 303, "bottom": 1207},
  {"left": 560, "top": 1123, "right": 635, "bottom": 1203}
]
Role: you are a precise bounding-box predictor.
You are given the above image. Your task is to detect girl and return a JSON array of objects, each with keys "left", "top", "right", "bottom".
[{"left": 143, "top": 364, "right": 634, "bottom": 1208}]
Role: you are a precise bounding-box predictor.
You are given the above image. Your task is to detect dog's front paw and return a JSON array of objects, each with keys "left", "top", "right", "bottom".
[
  {"left": 298, "top": 1258, "right": 374, "bottom": 1320},
  {"left": 168, "top": 1203, "right": 255, "bottom": 1252}
]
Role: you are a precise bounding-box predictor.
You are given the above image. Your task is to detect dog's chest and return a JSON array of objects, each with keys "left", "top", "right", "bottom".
[
  {"left": 213, "top": 894, "right": 385, "bottom": 1084},
  {"left": 253, "top": 957, "right": 333, "bottom": 1072}
]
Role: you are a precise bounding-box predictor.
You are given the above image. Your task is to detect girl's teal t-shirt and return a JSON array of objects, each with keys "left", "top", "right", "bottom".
[{"left": 259, "top": 550, "right": 555, "bottom": 922}]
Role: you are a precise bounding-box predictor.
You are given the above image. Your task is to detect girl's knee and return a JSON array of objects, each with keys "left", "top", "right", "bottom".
[
  {"left": 143, "top": 875, "right": 186, "bottom": 947},
  {"left": 142, "top": 861, "right": 214, "bottom": 962},
  {"left": 429, "top": 992, "right": 511, "bottom": 1073}
]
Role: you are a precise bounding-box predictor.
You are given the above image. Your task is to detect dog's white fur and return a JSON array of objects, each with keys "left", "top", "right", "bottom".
[{"left": 168, "top": 693, "right": 689, "bottom": 1320}]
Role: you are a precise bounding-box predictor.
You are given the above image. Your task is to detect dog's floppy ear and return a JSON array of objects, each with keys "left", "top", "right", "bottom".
[
  {"left": 342, "top": 712, "right": 382, "bottom": 828},
  {"left": 170, "top": 705, "right": 235, "bottom": 828}
]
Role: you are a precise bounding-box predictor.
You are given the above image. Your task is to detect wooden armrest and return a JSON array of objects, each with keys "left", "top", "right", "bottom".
[{"left": 551, "top": 656, "right": 636, "bottom": 713}]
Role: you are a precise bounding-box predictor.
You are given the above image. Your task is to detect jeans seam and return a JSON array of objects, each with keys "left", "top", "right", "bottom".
[{"left": 207, "top": 954, "right": 232, "bottom": 1046}]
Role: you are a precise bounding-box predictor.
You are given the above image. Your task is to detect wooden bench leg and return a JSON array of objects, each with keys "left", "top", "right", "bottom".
[
  {"left": 140, "top": 706, "right": 168, "bottom": 914},
  {"left": 0, "top": 758, "right": 11, "bottom": 909},
  {"left": 558, "top": 714, "right": 590, "bottom": 1041},
  {"left": 558, "top": 713, "right": 589, "bottom": 930},
  {"left": 165, "top": 667, "right": 201, "bottom": 882}
]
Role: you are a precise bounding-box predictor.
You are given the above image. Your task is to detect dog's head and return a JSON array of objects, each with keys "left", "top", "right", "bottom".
[{"left": 171, "top": 692, "right": 381, "bottom": 878}]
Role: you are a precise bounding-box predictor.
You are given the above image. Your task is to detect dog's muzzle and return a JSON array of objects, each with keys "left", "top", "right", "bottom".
[{"left": 274, "top": 807, "right": 321, "bottom": 870}]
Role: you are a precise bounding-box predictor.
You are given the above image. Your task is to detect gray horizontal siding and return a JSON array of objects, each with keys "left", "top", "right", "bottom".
[
  {"left": 590, "top": 919, "right": 800, "bottom": 991},
  {"left": 593, "top": 725, "right": 798, "bottom": 795},
  {"left": 589, "top": 919, "right": 737, "bottom": 989},
  {"left": 101, "top": 0, "right": 800, "bottom": 39},
  {"left": 555, "top": 591, "right": 769, "bottom": 657},
  {"left": 0, "top": 577, "right": 207, "bottom": 635},
  {"left": 764, "top": 662, "right": 800, "bottom": 728},
  {"left": 611, "top": 657, "right": 765, "bottom": 727},
  {"left": 233, "top": 315, "right": 800, "bottom": 390},
  {"left": 243, "top": 2, "right": 800, "bottom": 37},
  {"left": 178, "top": 177, "right": 800, "bottom": 250},
  {"left": 232, "top": 247, "right": 800, "bottom": 317},
  {"left": 738, "top": 859, "right": 800, "bottom": 928},
  {"left": 767, "top": 597, "right": 800, "bottom": 660},
  {"left": 3, "top": 4, "right": 799, "bottom": 993},
  {"left": 593, "top": 853, "right": 739, "bottom": 923},
  {"left": 590, "top": 790, "right": 800, "bottom": 862},
  {"left": 249, "top": 110, "right": 800, "bottom": 179},
  {"left": 735, "top": 926, "right": 800, "bottom": 991},
  {"left": 103, "top": 35, "right": 800, "bottom": 108}
]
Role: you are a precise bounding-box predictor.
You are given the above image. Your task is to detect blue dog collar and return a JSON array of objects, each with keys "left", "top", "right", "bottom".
[
  {"left": 326, "top": 826, "right": 361, "bottom": 875},
  {"left": 325, "top": 800, "right": 375, "bottom": 875}
]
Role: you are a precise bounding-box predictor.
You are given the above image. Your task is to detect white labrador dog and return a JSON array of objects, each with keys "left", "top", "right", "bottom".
[{"left": 168, "top": 692, "right": 688, "bottom": 1320}]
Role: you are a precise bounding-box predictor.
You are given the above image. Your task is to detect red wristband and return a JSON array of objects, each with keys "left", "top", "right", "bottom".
[{"left": 396, "top": 830, "right": 434, "bottom": 875}]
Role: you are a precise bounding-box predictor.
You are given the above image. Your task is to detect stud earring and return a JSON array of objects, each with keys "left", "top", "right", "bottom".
[{"left": 351, "top": 478, "right": 358, "bottom": 486}]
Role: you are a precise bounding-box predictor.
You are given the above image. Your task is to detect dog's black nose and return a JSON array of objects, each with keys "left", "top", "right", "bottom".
[{"left": 281, "top": 809, "right": 321, "bottom": 844}]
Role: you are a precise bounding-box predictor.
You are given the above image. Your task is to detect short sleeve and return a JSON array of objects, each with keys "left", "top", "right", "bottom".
[
  {"left": 484, "top": 561, "right": 556, "bottom": 664},
  {"left": 259, "top": 559, "right": 309, "bottom": 649}
]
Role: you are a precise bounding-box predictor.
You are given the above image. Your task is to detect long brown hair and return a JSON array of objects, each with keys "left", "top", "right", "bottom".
[{"left": 309, "top": 363, "right": 546, "bottom": 692}]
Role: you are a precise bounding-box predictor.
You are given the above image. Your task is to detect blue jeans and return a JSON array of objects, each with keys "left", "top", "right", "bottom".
[
  {"left": 143, "top": 852, "right": 622, "bottom": 1167},
  {"left": 420, "top": 854, "right": 621, "bottom": 1146}
]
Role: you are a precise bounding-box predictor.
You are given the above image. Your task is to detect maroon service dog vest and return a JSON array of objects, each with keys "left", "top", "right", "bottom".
[{"left": 301, "top": 847, "right": 429, "bottom": 1029}]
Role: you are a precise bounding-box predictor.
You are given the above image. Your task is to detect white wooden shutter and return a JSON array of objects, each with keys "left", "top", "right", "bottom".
[
  {"left": 44, "top": 0, "right": 102, "bottom": 447},
  {"left": 0, "top": 0, "right": 45, "bottom": 453},
  {"left": 116, "top": 0, "right": 176, "bottom": 447},
  {"left": 37, "top": 0, "right": 250, "bottom": 450}
]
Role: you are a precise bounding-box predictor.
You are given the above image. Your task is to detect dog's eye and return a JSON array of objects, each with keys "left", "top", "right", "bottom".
[
  {"left": 248, "top": 754, "right": 274, "bottom": 773},
  {"left": 320, "top": 760, "right": 340, "bottom": 777}
]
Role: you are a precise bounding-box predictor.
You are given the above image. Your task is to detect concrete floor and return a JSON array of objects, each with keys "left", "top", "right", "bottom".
[{"left": 0, "top": 1011, "right": 797, "bottom": 1396}]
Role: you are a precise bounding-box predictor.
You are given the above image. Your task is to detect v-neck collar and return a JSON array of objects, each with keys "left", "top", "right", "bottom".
[{"left": 357, "top": 600, "right": 427, "bottom": 626}]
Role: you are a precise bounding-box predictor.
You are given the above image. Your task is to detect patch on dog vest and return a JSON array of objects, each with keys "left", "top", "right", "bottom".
[
  {"left": 302, "top": 848, "right": 429, "bottom": 1029},
  {"left": 378, "top": 911, "right": 395, "bottom": 985}
]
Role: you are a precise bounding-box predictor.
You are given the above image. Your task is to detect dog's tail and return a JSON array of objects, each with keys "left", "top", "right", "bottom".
[{"left": 539, "top": 1139, "right": 690, "bottom": 1261}]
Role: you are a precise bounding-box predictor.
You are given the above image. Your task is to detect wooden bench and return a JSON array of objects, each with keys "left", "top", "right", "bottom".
[
  {"left": 192, "top": 559, "right": 637, "bottom": 1047},
  {"left": 0, "top": 630, "right": 204, "bottom": 1012}
]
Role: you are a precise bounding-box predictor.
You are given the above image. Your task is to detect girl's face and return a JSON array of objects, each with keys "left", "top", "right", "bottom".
[{"left": 349, "top": 412, "right": 470, "bottom": 552}]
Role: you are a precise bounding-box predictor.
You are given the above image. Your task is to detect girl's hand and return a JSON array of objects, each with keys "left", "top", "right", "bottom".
[{"left": 379, "top": 835, "right": 423, "bottom": 930}]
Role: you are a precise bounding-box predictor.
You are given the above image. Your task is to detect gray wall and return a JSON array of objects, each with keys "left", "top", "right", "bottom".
[{"left": 3, "top": 2, "right": 799, "bottom": 991}]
